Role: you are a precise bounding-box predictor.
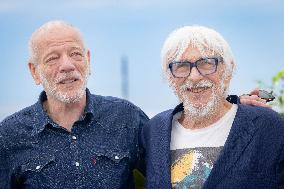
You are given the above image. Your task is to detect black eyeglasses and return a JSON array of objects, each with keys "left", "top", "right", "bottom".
[{"left": 168, "top": 57, "right": 223, "bottom": 78}]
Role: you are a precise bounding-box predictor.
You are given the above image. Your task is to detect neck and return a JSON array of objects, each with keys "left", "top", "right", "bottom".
[
  {"left": 179, "top": 100, "right": 233, "bottom": 130},
  {"left": 43, "top": 94, "right": 87, "bottom": 132}
]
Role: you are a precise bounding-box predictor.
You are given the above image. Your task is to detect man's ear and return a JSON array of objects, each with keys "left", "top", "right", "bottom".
[
  {"left": 87, "top": 50, "right": 90, "bottom": 64},
  {"left": 86, "top": 50, "right": 91, "bottom": 75},
  {"left": 28, "top": 62, "right": 41, "bottom": 85},
  {"left": 223, "top": 61, "right": 235, "bottom": 85}
]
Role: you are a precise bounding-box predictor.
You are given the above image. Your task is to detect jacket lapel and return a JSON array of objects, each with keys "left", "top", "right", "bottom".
[
  {"left": 151, "top": 104, "right": 184, "bottom": 188},
  {"left": 203, "top": 105, "right": 259, "bottom": 189}
]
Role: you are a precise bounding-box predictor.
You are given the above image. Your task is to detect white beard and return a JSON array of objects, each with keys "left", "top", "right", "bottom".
[
  {"left": 38, "top": 65, "right": 90, "bottom": 104},
  {"left": 173, "top": 79, "right": 228, "bottom": 120}
]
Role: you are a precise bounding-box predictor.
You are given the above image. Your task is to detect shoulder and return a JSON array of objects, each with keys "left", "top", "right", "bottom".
[
  {"left": 150, "top": 109, "right": 174, "bottom": 123},
  {"left": 238, "top": 104, "right": 283, "bottom": 124},
  {"left": 143, "top": 109, "right": 174, "bottom": 135},
  {"left": 0, "top": 104, "right": 37, "bottom": 145},
  {"left": 236, "top": 105, "right": 284, "bottom": 159},
  {"left": 89, "top": 94, "right": 149, "bottom": 127},
  {"left": 237, "top": 105, "right": 284, "bottom": 140},
  {"left": 91, "top": 94, "right": 143, "bottom": 112},
  {"left": 0, "top": 104, "right": 37, "bottom": 131}
]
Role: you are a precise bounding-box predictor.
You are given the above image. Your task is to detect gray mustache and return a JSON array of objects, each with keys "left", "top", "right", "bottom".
[{"left": 180, "top": 80, "right": 214, "bottom": 92}]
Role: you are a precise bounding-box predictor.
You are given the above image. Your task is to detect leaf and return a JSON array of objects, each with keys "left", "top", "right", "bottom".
[
  {"left": 279, "top": 96, "right": 284, "bottom": 105},
  {"left": 272, "top": 69, "right": 284, "bottom": 85}
]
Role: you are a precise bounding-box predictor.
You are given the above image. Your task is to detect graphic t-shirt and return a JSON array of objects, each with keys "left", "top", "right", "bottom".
[{"left": 170, "top": 105, "right": 237, "bottom": 189}]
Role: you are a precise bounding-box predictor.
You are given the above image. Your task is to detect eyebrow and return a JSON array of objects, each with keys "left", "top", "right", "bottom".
[
  {"left": 69, "top": 46, "right": 84, "bottom": 52},
  {"left": 42, "top": 46, "right": 85, "bottom": 62},
  {"left": 42, "top": 52, "right": 58, "bottom": 63}
]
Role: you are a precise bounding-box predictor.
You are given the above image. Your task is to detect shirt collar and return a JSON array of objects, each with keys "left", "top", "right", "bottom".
[
  {"left": 31, "top": 91, "right": 51, "bottom": 135},
  {"left": 32, "top": 88, "right": 94, "bottom": 135},
  {"left": 84, "top": 88, "right": 95, "bottom": 117},
  {"left": 173, "top": 103, "right": 184, "bottom": 115}
]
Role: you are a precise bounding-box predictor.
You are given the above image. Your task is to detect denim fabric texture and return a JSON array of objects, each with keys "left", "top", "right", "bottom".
[{"left": 0, "top": 89, "right": 148, "bottom": 189}]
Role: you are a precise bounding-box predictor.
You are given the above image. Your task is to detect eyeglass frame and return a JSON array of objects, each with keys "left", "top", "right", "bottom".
[{"left": 168, "top": 56, "right": 224, "bottom": 78}]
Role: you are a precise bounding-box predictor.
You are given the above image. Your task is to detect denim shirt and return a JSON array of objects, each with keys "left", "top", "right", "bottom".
[{"left": 0, "top": 89, "right": 149, "bottom": 189}]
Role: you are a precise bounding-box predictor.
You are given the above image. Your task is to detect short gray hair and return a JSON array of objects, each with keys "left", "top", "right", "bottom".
[
  {"left": 28, "top": 20, "right": 86, "bottom": 65},
  {"left": 161, "top": 25, "right": 235, "bottom": 79}
]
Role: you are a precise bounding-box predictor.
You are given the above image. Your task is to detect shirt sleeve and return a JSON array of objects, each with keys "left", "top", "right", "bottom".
[
  {"left": 136, "top": 110, "right": 149, "bottom": 176},
  {"left": 0, "top": 133, "right": 10, "bottom": 189}
]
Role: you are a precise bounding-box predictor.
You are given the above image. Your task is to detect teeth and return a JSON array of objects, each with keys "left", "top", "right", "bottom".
[
  {"left": 189, "top": 87, "right": 209, "bottom": 93},
  {"left": 61, "top": 79, "right": 75, "bottom": 84}
]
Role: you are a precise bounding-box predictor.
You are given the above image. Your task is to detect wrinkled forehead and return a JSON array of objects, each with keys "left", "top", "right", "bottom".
[
  {"left": 178, "top": 44, "right": 220, "bottom": 62},
  {"left": 34, "top": 26, "right": 84, "bottom": 53}
]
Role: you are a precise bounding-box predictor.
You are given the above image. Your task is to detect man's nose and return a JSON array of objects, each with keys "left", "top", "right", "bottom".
[
  {"left": 59, "top": 54, "right": 75, "bottom": 73},
  {"left": 187, "top": 66, "right": 202, "bottom": 81}
]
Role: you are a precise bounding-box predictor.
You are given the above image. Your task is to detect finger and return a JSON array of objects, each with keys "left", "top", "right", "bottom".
[
  {"left": 245, "top": 97, "right": 266, "bottom": 104},
  {"left": 241, "top": 97, "right": 267, "bottom": 104},
  {"left": 240, "top": 95, "right": 266, "bottom": 103},
  {"left": 249, "top": 88, "right": 260, "bottom": 96},
  {"left": 240, "top": 99, "right": 272, "bottom": 108}
]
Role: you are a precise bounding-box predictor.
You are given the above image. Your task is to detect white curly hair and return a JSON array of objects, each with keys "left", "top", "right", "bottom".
[{"left": 161, "top": 25, "right": 235, "bottom": 80}]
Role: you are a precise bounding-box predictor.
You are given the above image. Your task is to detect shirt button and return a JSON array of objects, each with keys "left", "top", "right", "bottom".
[
  {"left": 72, "top": 136, "right": 77, "bottom": 140},
  {"left": 114, "top": 156, "right": 119, "bottom": 160},
  {"left": 36, "top": 165, "right": 41, "bottom": 170},
  {"left": 75, "top": 162, "right": 80, "bottom": 167}
]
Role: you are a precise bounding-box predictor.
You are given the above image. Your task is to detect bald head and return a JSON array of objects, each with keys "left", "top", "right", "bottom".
[{"left": 28, "top": 20, "right": 86, "bottom": 65}]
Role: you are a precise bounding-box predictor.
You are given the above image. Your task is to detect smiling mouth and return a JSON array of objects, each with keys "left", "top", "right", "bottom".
[
  {"left": 59, "top": 78, "right": 79, "bottom": 84},
  {"left": 187, "top": 87, "right": 210, "bottom": 93}
]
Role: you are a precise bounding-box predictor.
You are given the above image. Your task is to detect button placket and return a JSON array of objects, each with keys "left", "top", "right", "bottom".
[
  {"left": 69, "top": 128, "right": 82, "bottom": 188},
  {"left": 75, "top": 162, "right": 80, "bottom": 167},
  {"left": 74, "top": 124, "right": 86, "bottom": 189},
  {"left": 70, "top": 133, "right": 80, "bottom": 168}
]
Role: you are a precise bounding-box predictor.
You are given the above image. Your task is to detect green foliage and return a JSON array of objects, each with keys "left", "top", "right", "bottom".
[
  {"left": 272, "top": 69, "right": 284, "bottom": 84},
  {"left": 258, "top": 69, "right": 284, "bottom": 115}
]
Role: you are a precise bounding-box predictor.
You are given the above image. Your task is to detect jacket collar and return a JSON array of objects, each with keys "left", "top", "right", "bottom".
[{"left": 150, "top": 103, "right": 184, "bottom": 187}]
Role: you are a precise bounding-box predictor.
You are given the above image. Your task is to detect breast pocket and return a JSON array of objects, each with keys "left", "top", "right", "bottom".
[
  {"left": 20, "top": 153, "right": 56, "bottom": 187},
  {"left": 91, "top": 150, "right": 131, "bottom": 187}
]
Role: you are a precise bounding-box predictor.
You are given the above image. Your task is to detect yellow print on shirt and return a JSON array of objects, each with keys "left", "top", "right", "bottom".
[{"left": 171, "top": 147, "right": 222, "bottom": 189}]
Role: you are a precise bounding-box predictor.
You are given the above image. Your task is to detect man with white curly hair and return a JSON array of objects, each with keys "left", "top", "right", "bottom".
[{"left": 142, "top": 26, "right": 284, "bottom": 189}]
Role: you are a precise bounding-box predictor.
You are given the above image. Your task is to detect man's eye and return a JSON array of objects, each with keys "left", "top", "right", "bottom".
[
  {"left": 46, "top": 57, "right": 58, "bottom": 63},
  {"left": 71, "top": 52, "right": 83, "bottom": 57}
]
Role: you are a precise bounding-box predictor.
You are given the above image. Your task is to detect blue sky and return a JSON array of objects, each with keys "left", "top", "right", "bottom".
[{"left": 0, "top": 0, "right": 283, "bottom": 120}]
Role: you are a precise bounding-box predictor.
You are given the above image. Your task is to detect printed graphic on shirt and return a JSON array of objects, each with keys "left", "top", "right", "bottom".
[{"left": 171, "top": 147, "right": 223, "bottom": 189}]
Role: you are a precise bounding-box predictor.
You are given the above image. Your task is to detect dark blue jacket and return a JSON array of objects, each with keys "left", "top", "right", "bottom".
[{"left": 142, "top": 104, "right": 284, "bottom": 189}]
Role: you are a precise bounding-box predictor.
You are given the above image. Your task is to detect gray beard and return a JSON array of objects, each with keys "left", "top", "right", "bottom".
[
  {"left": 38, "top": 66, "right": 89, "bottom": 104},
  {"left": 175, "top": 79, "right": 228, "bottom": 120}
]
